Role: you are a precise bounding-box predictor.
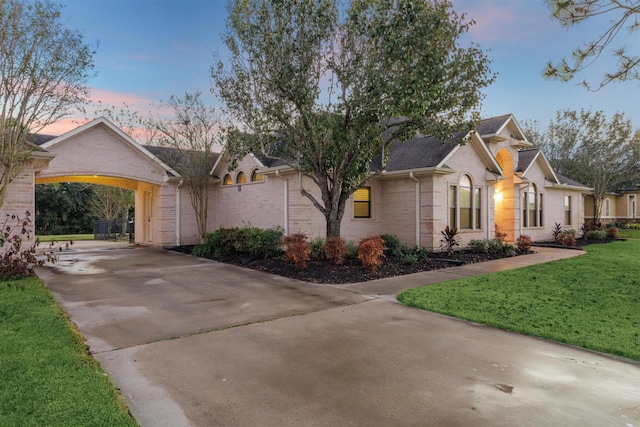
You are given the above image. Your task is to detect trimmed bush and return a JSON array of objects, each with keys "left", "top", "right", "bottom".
[
  {"left": 309, "top": 237, "right": 326, "bottom": 261},
  {"left": 516, "top": 234, "right": 532, "bottom": 252},
  {"left": 381, "top": 233, "right": 403, "bottom": 258},
  {"left": 468, "top": 239, "right": 489, "bottom": 254},
  {"left": 324, "top": 237, "right": 348, "bottom": 265},
  {"left": 282, "top": 233, "right": 311, "bottom": 270},
  {"left": 358, "top": 235, "right": 386, "bottom": 272},
  {"left": 561, "top": 233, "right": 576, "bottom": 246},
  {"left": 606, "top": 226, "right": 618, "bottom": 238},
  {"left": 586, "top": 229, "right": 607, "bottom": 241}
]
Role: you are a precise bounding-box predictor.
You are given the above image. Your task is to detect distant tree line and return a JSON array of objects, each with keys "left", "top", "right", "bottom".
[{"left": 35, "top": 183, "right": 133, "bottom": 235}]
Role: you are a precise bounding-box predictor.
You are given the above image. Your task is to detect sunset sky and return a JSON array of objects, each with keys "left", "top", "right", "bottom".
[{"left": 44, "top": 0, "right": 638, "bottom": 137}]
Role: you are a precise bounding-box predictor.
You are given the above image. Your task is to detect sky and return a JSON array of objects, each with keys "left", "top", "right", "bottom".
[{"left": 43, "top": 0, "right": 639, "bottom": 137}]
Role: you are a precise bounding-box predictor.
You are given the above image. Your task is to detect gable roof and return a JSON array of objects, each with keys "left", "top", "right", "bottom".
[
  {"left": 40, "top": 117, "right": 182, "bottom": 178},
  {"left": 145, "top": 145, "right": 220, "bottom": 177},
  {"left": 517, "top": 148, "right": 559, "bottom": 183},
  {"left": 476, "top": 114, "right": 532, "bottom": 147}
]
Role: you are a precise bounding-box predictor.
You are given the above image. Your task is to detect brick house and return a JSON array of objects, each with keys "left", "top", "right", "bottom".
[{"left": 8, "top": 114, "right": 591, "bottom": 250}]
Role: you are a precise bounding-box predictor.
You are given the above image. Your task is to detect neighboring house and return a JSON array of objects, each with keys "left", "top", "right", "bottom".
[
  {"left": 211, "top": 114, "right": 591, "bottom": 249},
  {"left": 585, "top": 188, "right": 640, "bottom": 224},
  {"left": 6, "top": 113, "right": 591, "bottom": 250}
]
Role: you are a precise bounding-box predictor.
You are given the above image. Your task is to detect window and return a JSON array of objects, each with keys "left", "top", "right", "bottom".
[
  {"left": 630, "top": 195, "right": 637, "bottom": 218},
  {"left": 604, "top": 199, "right": 610, "bottom": 217},
  {"left": 523, "top": 183, "right": 541, "bottom": 227},
  {"left": 449, "top": 175, "right": 481, "bottom": 230},
  {"left": 223, "top": 174, "right": 232, "bottom": 186},
  {"left": 251, "top": 170, "right": 263, "bottom": 182},
  {"left": 564, "top": 195, "right": 572, "bottom": 225},
  {"left": 353, "top": 187, "right": 371, "bottom": 218},
  {"left": 459, "top": 175, "right": 472, "bottom": 229},
  {"left": 449, "top": 185, "right": 457, "bottom": 228},
  {"left": 237, "top": 171, "right": 247, "bottom": 184},
  {"left": 474, "top": 188, "right": 482, "bottom": 229}
]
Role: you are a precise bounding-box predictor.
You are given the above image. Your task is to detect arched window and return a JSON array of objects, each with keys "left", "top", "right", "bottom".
[
  {"left": 223, "top": 174, "right": 232, "bottom": 186},
  {"left": 251, "top": 169, "right": 264, "bottom": 182},
  {"left": 237, "top": 171, "right": 247, "bottom": 184},
  {"left": 449, "top": 174, "right": 481, "bottom": 230},
  {"left": 459, "top": 175, "right": 472, "bottom": 229},
  {"left": 604, "top": 198, "right": 610, "bottom": 217}
]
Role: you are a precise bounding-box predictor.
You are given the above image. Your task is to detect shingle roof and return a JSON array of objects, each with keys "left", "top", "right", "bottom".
[
  {"left": 475, "top": 114, "right": 512, "bottom": 136},
  {"left": 556, "top": 173, "right": 588, "bottom": 187},
  {"left": 31, "top": 134, "right": 57, "bottom": 146},
  {"left": 516, "top": 148, "right": 539, "bottom": 173},
  {"left": 144, "top": 145, "right": 220, "bottom": 176},
  {"left": 372, "top": 130, "right": 467, "bottom": 172}
]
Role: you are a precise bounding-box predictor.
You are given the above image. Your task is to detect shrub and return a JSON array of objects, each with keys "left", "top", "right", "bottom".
[
  {"left": 606, "top": 226, "right": 618, "bottom": 238},
  {"left": 0, "top": 212, "right": 62, "bottom": 279},
  {"left": 487, "top": 238, "right": 505, "bottom": 255},
  {"left": 357, "top": 235, "right": 386, "bottom": 272},
  {"left": 502, "top": 243, "right": 516, "bottom": 256},
  {"left": 282, "top": 233, "right": 311, "bottom": 270},
  {"left": 561, "top": 233, "right": 576, "bottom": 246},
  {"left": 309, "top": 237, "right": 326, "bottom": 260},
  {"left": 323, "top": 237, "right": 348, "bottom": 265},
  {"left": 628, "top": 223, "right": 640, "bottom": 230},
  {"left": 552, "top": 222, "right": 563, "bottom": 243},
  {"left": 468, "top": 239, "right": 488, "bottom": 254},
  {"left": 345, "top": 241, "right": 359, "bottom": 259},
  {"left": 494, "top": 224, "right": 507, "bottom": 242},
  {"left": 245, "top": 226, "right": 283, "bottom": 257},
  {"left": 586, "top": 230, "right": 607, "bottom": 241},
  {"left": 439, "top": 226, "right": 459, "bottom": 255},
  {"left": 516, "top": 234, "right": 532, "bottom": 252},
  {"left": 381, "top": 233, "right": 403, "bottom": 258}
]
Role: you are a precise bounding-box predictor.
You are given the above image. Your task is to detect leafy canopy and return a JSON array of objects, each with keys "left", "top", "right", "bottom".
[{"left": 212, "top": 0, "right": 495, "bottom": 236}]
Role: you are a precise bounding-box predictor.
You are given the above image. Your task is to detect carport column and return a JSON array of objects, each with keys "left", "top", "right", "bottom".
[
  {"left": 275, "top": 170, "right": 289, "bottom": 235},
  {"left": 175, "top": 180, "right": 183, "bottom": 246}
]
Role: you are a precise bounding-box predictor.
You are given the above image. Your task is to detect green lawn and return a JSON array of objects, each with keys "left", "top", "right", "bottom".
[
  {"left": 398, "top": 240, "right": 640, "bottom": 360},
  {"left": 0, "top": 278, "right": 138, "bottom": 426},
  {"left": 36, "top": 233, "right": 95, "bottom": 242},
  {"left": 618, "top": 228, "right": 640, "bottom": 240}
]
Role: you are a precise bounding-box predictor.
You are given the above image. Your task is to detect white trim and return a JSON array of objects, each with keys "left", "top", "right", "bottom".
[{"left": 40, "top": 117, "right": 182, "bottom": 178}]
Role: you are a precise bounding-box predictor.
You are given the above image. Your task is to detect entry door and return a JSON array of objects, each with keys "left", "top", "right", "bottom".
[{"left": 144, "top": 190, "right": 153, "bottom": 242}]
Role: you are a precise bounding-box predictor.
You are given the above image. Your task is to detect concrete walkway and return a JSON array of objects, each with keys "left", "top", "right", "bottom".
[{"left": 38, "top": 242, "right": 640, "bottom": 427}]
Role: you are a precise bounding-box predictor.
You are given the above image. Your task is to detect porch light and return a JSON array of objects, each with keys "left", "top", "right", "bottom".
[{"left": 493, "top": 191, "right": 503, "bottom": 202}]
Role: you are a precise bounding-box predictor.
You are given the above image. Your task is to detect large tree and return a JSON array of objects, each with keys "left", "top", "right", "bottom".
[
  {"left": 544, "top": 0, "right": 640, "bottom": 90},
  {"left": 0, "top": 0, "right": 96, "bottom": 208},
  {"left": 536, "top": 109, "right": 640, "bottom": 223},
  {"left": 152, "top": 92, "right": 224, "bottom": 243},
  {"left": 212, "top": 0, "right": 495, "bottom": 238}
]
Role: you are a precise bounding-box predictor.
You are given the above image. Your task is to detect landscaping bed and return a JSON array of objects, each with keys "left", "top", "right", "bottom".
[{"left": 171, "top": 244, "right": 529, "bottom": 284}]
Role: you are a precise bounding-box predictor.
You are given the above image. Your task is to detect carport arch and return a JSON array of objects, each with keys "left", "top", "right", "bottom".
[{"left": 34, "top": 117, "right": 184, "bottom": 246}]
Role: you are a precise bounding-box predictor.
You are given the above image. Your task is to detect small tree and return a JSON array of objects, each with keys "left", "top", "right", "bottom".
[
  {"left": 544, "top": 0, "right": 640, "bottom": 90},
  {"left": 212, "top": 0, "right": 495, "bottom": 238},
  {"left": 0, "top": 0, "right": 96, "bottom": 209},
  {"left": 152, "top": 92, "right": 225, "bottom": 243}
]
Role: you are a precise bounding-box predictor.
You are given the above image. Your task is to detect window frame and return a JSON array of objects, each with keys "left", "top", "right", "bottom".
[
  {"left": 449, "top": 175, "right": 482, "bottom": 231},
  {"left": 353, "top": 187, "right": 371, "bottom": 219},
  {"left": 250, "top": 169, "right": 264, "bottom": 182},
  {"left": 564, "top": 195, "right": 572, "bottom": 225},
  {"left": 523, "top": 183, "right": 543, "bottom": 228},
  {"left": 222, "top": 174, "right": 232, "bottom": 186},
  {"left": 236, "top": 171, "right": 247, "bottom": 184}
]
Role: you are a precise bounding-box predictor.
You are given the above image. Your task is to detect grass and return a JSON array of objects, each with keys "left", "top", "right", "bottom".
[
  {"left": 36, "top": 233, "right": 95, "bottom": 242},
  {"left": 0, "top": 277, "right": 138, "bottom": 426},
  {"left": 398, "top": 240, "right": 640, "bottom": 361},
  {"left": 618, "top": 228, "right": 640, "bottom": 239}
]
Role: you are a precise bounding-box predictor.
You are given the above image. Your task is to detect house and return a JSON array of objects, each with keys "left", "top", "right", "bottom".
[
  {"left": 6, "top": 114, "right": 591, "bottom": 250},
  {"left": 211, "top": 114, "right": 591, "bottom": 248},
  {"left": 585, "top": 187, "right": 640, "bottom": 224}
]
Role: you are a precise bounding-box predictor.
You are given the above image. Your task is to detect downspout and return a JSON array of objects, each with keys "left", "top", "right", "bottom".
[
  {"left": 409, "top": 172, "right": 420, "bottom": 247},
  {"left": 176, "top": 180, "right": 183, "bottom": 246},
  {"left": 275, "top": 170, "right": 289, "bottom": 235}
]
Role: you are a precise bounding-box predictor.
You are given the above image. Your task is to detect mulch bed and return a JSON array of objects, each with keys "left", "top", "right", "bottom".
[{"left": 169, "top": 245, "right": 531, "bottom": 284}]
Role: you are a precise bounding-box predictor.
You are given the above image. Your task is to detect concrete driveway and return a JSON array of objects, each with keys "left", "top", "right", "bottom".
[{"left": 38, "top": 242, "right": 640, "bottom": 427}]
